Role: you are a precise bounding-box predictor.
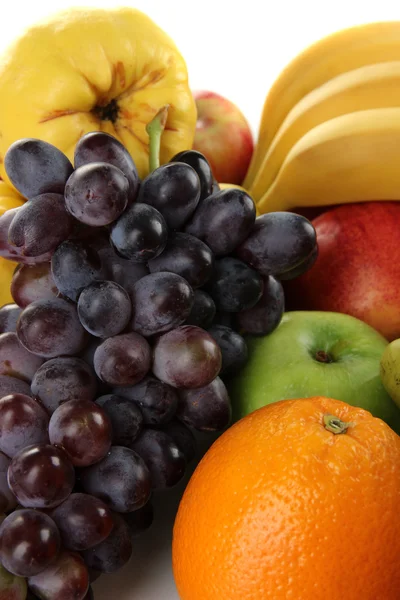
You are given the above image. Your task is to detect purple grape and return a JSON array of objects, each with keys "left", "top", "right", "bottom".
[
  {"left": 114, "top": 376, "right": 178, "bottom": 426},
  {"left": 236, "top": 275, "right": 285, "bottom": 335},
  {"left": 0, "top": 375, "right": 31, "bottom": 397},
  {"left": 184, "top": 188, "right": 256, "bottom": 256},
  {"left": 8, "top": 443, "right": 75, "bottom": 509},
  {"left": 0, "top": 562, "right": 27, "bottom": 600},
  {"left": 51, "top": 240, "right": 105, "bottom": 302},
  {"left": 8, "top": 194, "right": 74, "bottom": 257},
  {"left": 77, "top": 281, "right": 131, "bottom": 338},
  {"left": 170, "top": 150, "right": 213, "bottom": 201},
  {"left": 27, "top": 550, "right": 89, "bottom": 600},
  {"left": 0, "top": 304, "right": 22, "bottom": 334},
  {"left": 0, "top": 208, "right": 52, "bottom": 265},
  {"left": 236, "top": 212, "right": 317, "bottom": 277},
  {"left": 11, "top": 262, "right": 59, "bottom": 308},
  {"left": 152, "top": 326, "right": 221, "bottom": 389},
  {"left": 81, "top": 513, "right": 132, "bottom": 574},
  {"left": 93, "top": 332, "right": 151, "bottom": 387},
  {"left": 275, "top": 245, "right": 319, "bottom": 280},
  {"left": 0, "top": 332, "right": 44, "bottom": 381},
  {"left": 74, "top": 132, "right": 140, "bottom": 204},
  {"left": 110, "top": 203, "right": 168, "bottom": 262},
  {"left": 0, "top": 451, "right": 17, "bottom": 512},
  {"left": 205, "top": 257, "right": 263, "bottom": 313},
  {"left": 131, "top": 428, "right": 186, "bottom": 490},
  {"left": 95, "top": 394, "right": 143, "bottom": 446},
  {"left": 96, "top": 242, "right": 148, "bottom": 296},
  {"left": 16, "top": 298, "right": 87, "bottom": 358},
  {"left": 31, "top": 357, "right": 97, "bottom": 414},
  {"left": 49, "top": 400, "right": 112, "bottom": 467},
  {"left": 138, "top": 162, "right": 200, "bottom": 229},
  {"left": 130, "top": 272, "right": 194, "bottom": 337},
  {"left": 185, "top": 290, "right": 216, "bottom": 329},
  {"left": 0, "top": 394, "right": 49, "bottom": 458},
  {"left": 4, "top": 138, "right": 73, "bottom": 198},
  {"left": 212, "top": 311, "right": 233, "bottom": 328},
  {"left": 50, "top": 493, "right": 113, "bottom": 552},
  {"left": 177, "top": 377, "right": 232, "bottom": 431},
  {"left": 124, "top": 501, "right": 154, "bottom": 537},
  {"left": 207, "top": 325, "right": 248, "bottom": 376},
  {"left": 148, "top": 232, "right": 214, "bottom": 289},
  {"left": 65, "top": 163, "right": 129, "bottom": 226},
  {"left": 80, "top": 446, "right": 151, "bottom": 513},
  {"left": 0, "top": 509, "right": 60, "bottom": 577},
  {"left": 162, "top": 419, "right": 197, "bottom": 463}
]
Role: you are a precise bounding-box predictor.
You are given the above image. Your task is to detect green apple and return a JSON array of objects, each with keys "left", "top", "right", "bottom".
[{"left": 230, "top": 311, "right": 400, "bottom": 433}]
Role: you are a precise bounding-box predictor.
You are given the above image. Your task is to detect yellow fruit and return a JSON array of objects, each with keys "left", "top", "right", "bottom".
[
  {"left": 244, "top": 21, "right": 400, "bottom": 190},
  {"left": 0, "top": 7, "right": 196, "bottom": 187},
  {"left": 0, "top": 181, "right": 24, "bottom": 307},
  {"left": 250, "top": 61, "right": 400, "bottom": 201},
  {"left": 257, "top": 107, "right": 400, "bottom": 213}
]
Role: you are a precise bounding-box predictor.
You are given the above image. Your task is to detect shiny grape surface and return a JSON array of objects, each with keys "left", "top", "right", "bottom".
[
  {"left": 160, "top": 419, "right": 197, "bottom": 464},
  {"left": 130, "top": 272, "right": 194, "bottom": 337},
  {"left": 93, "top": 332, "right": 151, "bottom": 387},
  {"left": 236, "top": 275, "right": 285, "bottom": 336},
  {"left": 77, "top": 280, "right": 131, "bottom": 338},
  {"left": 185, "top": 290, "right": 216, "bottom": 329},
  {"left": 0, "top": 509, "right": 60, "bottom": 577},
  {"left": 0, "top": 375, "right": 31, "bottom": 397},
  {"left": 177, "top": 377, "right": 232, "bottom": 431},
  {"left": 114, "top": 376, "right": 178, "bottom": 426},
  {"left": 0, "top": 304, "right": 22, "bottom": 334},
  {"left": 0, "top": 208, "right": 52, "bottom": 264},
  {"left": 205, "top": 257, "right": 263, "bottom": 312},
  {"left": 95, "top": 394, "right": 143, "bottom": 446},
  {"left": 96, "top": 242, "right": 148, "bottom": 296},
  {"left": 170, "top": 150, "right": 213, "bottom": 201},
  {"left": 207, "top": 325, "right": 248, "bottom": 376},
  {"left": 4, "top": 138, "right": 73, "bottom": 198},
  {"left": 124, "top": 500, "right": 154, "bottom": 537},
  {"left": 51, "top": 240, "right": 104, "bottom": 302},
  {"left": 0, "top": 332, "right": 44, "bottom": 381},
  {"left": 0, "top": 394, "right": 49, "bottom": 458},
  {"left": 11, "top": 262, "right": 58, "bottom": 308},
  {"left": 27, "top": 550, "right": 89, "bottom": 600},
  {"left": 276, "top": 245, "right": 319, "bottom": 280},
  {"left": 0, "top": 451, "right": 17, "bottom": 513},
  {"left": 81, "top": 513, "right": 132, "bottom": 574},
  {"left": 80, "top": 446, "right": 151, "bottom": 513}
]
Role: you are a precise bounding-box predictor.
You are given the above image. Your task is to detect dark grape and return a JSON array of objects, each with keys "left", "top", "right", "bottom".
[
  {"left": 84, "top": 587, "right": 94, "bottom": 600},
  {"left": 8, "top": 443, "right": 75, "bottom": 509},
  {"left": 162, "top": 419, "right": 197, "bottom": 463},
  {"left": 184, "top": 188, "right": 256, "bottom": 256},
  {"left": 74, "top": 131, "right": 140, "bottom": 203},
  {"left": 80, "top": 446, "right": 151, "bottom": 513},
  {"left": 95, "top": 394, "right": 143, "bottom": 446},
  {"left": 236, "top": 212, "right": 317, "bottom": 277},
  {"left": 49, "top": 400, "right": 112, "bottom": 467},
  {"left": 96, "top": 242, "right": 148, "bottom": 296},
  {"left": 16, "top": 298, "right": 87, "bottom": 358},
  {"left": 170, "top": 150, "right": 213, "bottom": 201},
  {"left": 65, "top": 163, "right": 129, "bottom": 226},
  {"left": 8, "top": 194, "right": 74, "bottom": 257},
  {"left": 205, "top": 257, "right": 263, "bottom": 312},
  {"left": 50, "top": 493, "right": 113, "bottom": 551},
  {"left": 81, "top": 513, "right": 132, "bottom": 574},
  {"left": 275, "top": 245, "right": 319, "bottom": 280},
  {"left": 110, "top": 203, "right": 168, "bottom": 262},
  {"left": 27, "top": 550, "right": 89, "bottom": 600},
  {"left": 149, "top": 232, "right": 214, "bottom": 289},
  {"left": 93, "top": 332, "right": 151, "bottom": 387},
  {"left": 0, "top": 375, "right": 31, "bottom": 397},
  {"left": 0, "top": 332, "right": 44, "bottom": 381},
  {"left": 236, "top": 275, "right": 285, "bottom": 335},
  {"left": 207, "top": 325, "right": 248, "bottom": 376},
  {"left": 77, "top": 281, "right": 131, "bottom": 338},
  {"left": 0, "top": 394, "right": 49, "bottom": 458},
  {"left": 0, "top": 451, "right": 17, "bottom": 513},
  {"left": 124, "top": 501, "right": 154, "bottom": 537},
  {"left": 51, "top": 240, "right": 104, "bottom": 302},
  {"left": 153, "top": 326, "right": 222, "bottom": 389},
  {"left": 185, "top": 290, "right": 216, "bottom": 329},
  {"left": 0, "top": 562, "right": 27, "bottom": 600},
  {"left": 0, "top": 208, "right": 52, "bottom": 264},
  {"left": 0, "top": 509, "right": 60, "bottom": 577},
  {"left": 177, "top": 377, "right": 232, "bottom": 431},
  {"left": 131, "top": 429, "right": 186, "bottom": 490},
  {"left": 31, "top": 357, "right": 97, "bottom": 414},
  {"left": 212, "top": 179, "right": 220, "bottom": 194},
  {"left": 138, "top": 162, "right": 200, "bottom": 229},
  {"left": 11, "top": 263, "right": 58, "bottom": 308},
  {"left": 212, "top": 311, "right": 233, "bottom": 328},
  {"left": 130, "top": 272, "right": 194, "bottom": 337},
  {"left": 0, "top": 304, "right": 22, "bottom": 334},
  {"left": 4, "top": 138, "right": 73, "bottom": 198},
  {"left": 114, "top": 376, "right": 178, "bottom": 426}
]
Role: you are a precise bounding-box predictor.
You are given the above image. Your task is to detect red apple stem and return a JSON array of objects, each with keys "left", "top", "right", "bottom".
[
  {"left": 146, "top": 105, "right": 170, "bottom": 173},
  {"left": 323, "top": 414, "right": 353, "bottom": 434}
]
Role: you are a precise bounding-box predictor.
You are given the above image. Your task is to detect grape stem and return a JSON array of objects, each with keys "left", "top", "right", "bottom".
[{"left": 146, "top": 105, "right": 170, "bottom": 172}]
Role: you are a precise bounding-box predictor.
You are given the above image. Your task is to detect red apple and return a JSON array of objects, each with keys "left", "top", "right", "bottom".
[
  {"left": 284, "top": 201, "right": 400, "bottom": 341},
  {"left": 192, "top": 91, "right": 253, "bottom": 185}
]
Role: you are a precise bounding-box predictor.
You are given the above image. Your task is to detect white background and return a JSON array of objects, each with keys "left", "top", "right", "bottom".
[{"left": 1, "top": 1, "right": 400, "bottom": 598}]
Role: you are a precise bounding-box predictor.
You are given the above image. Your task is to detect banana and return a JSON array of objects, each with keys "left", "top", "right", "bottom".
[
  {"left": 249, "top": 61, "right": 400, "bottom": 201},
  {"left": 257, "top": 107, "right": 400, "bottom": 213},
  {"left": 244, "top": 21, "right": 400, "bottom": 189}
]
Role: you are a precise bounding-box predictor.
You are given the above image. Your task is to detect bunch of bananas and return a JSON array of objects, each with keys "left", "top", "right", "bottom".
[{"left": 245, "top": 22, "right": 400, "bottom": 214}]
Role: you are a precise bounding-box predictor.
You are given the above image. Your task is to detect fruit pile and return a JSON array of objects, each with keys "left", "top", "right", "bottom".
[{"left": 0, "top": 108, "right": 316, "bottom": 599}]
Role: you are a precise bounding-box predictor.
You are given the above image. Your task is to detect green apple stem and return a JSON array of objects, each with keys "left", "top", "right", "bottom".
[
  {"left": 323, "top": 414, "right": 353, "bottom": 434},
  {"left": 146, "top": 105, "right": 170, "bottom": 173}
]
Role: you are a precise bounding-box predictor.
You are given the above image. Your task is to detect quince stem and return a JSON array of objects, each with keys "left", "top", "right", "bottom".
[
  {"left": 146, "top": 105, "right": 170, "bottom": 173},
  {"left": 323, "top": 414, "right": 353, "bottom": 434}
]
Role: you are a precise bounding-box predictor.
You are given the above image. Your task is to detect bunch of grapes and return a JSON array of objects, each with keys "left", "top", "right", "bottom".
[{"left": 0, "top": 124, "right": 317, "bottom": 600}]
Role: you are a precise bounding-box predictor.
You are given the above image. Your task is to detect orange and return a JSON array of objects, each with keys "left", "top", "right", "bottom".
[{"left": 172, "top": 396, "right": 400, "bottom": 600}]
